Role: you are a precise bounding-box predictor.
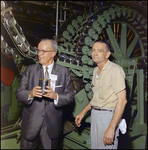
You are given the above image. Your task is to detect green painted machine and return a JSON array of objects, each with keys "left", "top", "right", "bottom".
[{"left": 1, "top": 1, "right": 147, "bottom": 149}]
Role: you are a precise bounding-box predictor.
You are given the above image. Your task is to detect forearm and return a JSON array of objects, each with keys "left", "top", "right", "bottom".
[
  {"left": 103, "top": 89, "right": 127, "bottom": 146},
  {"left": 109, "top": 99, "right": 127, "bottom": 130},
  {"left": 75, "top": 101, "right": 92, "bottom": 127},
  {"left": 81, "top": 101, "right": 92, "bottom": 115}
]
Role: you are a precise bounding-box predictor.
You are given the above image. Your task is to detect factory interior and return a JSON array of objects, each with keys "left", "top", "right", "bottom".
[{"left": 1, "top": 1, "right": 147, "bottom": 149}]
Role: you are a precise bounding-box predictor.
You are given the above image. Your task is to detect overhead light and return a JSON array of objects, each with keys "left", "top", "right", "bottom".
[
  {"left": 1, "top": 42, "right": 8, "bottom": 54},
  {"left": 15, "top": 24, "right": 23, "bottom": 33},
  {"left": 4, "top": 46, "right": 14, "bottom": 54},
  {"left": 15, "top": 34, "right": 25, "bottom": 45},
  {"left": 10, "top": 28, "right": 18, "bottom": 37},
  {"left": 5, "top": 17, "right": 16, "bottom": 28},
  {"left": 18, "top": 42, "right": 30, "bottom": 53},
  {"left": 9, "top": 24, "right": 23, "bottom": 37},
  {"left": 1, "top": 37, "right": 13, "bottom": 55},
  {"left": 1, "top": 40, "right": 8, "bottom": 49}
]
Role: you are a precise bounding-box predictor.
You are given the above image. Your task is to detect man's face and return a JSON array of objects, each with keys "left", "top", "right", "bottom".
[
  {"left": 38, "top": 41, "right": 56, "bottom": 66},
  {"left": 91, "top": 42, "right": 110, "bottom": 64}
]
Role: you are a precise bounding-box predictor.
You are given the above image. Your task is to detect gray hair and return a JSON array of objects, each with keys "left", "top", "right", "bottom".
[{"left": 40, "top": 39, "right": 58, "bottom": 53}]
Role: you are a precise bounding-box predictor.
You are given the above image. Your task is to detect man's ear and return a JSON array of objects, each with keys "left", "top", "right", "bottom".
[
  {"left": 106, "top": 51, "right": 111, "bottom": 59},
  {"left": 52, "top": 51, "right": 57, "bottom": 58}
]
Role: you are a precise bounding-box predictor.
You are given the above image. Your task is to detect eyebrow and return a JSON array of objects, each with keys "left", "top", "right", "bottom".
[{"left": 92, "top": 48, "right": 104, "bottom": 51}]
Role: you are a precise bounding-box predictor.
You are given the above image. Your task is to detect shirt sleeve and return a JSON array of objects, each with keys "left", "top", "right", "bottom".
[
  {"left": 112, "top": 66, "right": 126, "bottom": 94},
  {"left": 28, "top": 96, "right": 33, "bottom": 104}
]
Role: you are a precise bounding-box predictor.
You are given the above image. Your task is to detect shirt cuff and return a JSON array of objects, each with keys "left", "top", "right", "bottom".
[
  {"left": 54, "top": 94, "right": 59, "bottom": 105},
  {"left": 28, "top": 96, "right": 33, "bottom": 104}
]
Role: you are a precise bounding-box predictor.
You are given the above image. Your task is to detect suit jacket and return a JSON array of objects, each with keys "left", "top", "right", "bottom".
[{"left": 15, "top": 62, "right": 74, "bottom": 140}]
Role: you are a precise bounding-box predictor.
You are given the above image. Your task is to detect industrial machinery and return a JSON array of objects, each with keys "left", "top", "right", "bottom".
[{"left": 1, "top": 1, "right": 147, "bottom": 149}]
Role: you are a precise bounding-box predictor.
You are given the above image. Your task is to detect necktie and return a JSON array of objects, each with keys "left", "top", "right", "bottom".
[
  {"left": 44, "top": 67, "right": 49, "bottom": 106},
  {"left": 45, "top": 66, "right": 49, "bottom": 79}
]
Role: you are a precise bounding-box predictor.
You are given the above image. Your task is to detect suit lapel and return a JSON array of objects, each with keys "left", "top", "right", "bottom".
[
  {"left": 51, "top": 62, "right": 58, "bottom": 76},
  {"left": 34, "top": 63, "right": 44, "bottom": 87}
]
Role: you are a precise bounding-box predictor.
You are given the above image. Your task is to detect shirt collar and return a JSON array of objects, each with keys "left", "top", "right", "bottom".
[
  {"left": 42, "top": 61, "right": 54, "bottom": 72},
  {"left": 102, "top": 59, "right": 110, "bottom": 71}
]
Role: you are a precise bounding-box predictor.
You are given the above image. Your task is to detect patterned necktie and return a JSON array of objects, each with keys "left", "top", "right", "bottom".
[{"left": 45, "top": 66, "right": 49, "bottom": 79}]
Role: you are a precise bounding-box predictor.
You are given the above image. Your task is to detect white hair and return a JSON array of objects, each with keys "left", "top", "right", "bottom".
[{"left": 40, "top": 39, "right": 58, "bottom": 52}]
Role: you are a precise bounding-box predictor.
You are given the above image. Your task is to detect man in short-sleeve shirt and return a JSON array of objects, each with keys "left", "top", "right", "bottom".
[
  {"left": 75, "top": 40, "right": 127, "bottom": 149},
  {"left": 90, "top": 59, "right": 126, "bottom": 108}
]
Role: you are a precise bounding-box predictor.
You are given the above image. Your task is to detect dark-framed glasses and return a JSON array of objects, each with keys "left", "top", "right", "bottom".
[{"left": 37, "top": 49, "right": 55, "bottom": 54}]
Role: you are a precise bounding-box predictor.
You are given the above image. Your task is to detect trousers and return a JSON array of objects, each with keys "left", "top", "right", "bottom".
[
  {"left": 91, "top": 108, "right": 119, "bottom": 149},
  {"left": 20, "top": 116, "right": 59, "bottom": 149}
]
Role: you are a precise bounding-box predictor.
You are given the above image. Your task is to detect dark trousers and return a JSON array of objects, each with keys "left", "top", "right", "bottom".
[{"left": 20, "top": 118, "right": 59, "bottom": 149}]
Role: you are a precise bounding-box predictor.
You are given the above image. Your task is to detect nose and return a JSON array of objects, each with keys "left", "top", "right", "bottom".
[{"left": 94, "top": 51, "right": 97, "bottom": 55}]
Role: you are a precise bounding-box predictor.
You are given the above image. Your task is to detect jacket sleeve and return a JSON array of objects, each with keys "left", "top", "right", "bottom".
[
  {"left": 55, "top": 67, "right": 75, "bottom": 107},
  {"left": 15, "top": 67, "right": 32, "bottom": 105}
]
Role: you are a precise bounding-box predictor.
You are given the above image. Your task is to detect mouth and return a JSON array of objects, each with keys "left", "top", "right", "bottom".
[
  {"left": 38, "top": 57, "right": 43, "bottom": 60},
  {"left": 93, "top": 56, "right": 99, "bottom": 59}
]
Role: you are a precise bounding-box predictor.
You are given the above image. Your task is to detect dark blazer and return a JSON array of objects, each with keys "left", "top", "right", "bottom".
[{"left": 15, "top": 62, "right": 74, "bottom": 140}]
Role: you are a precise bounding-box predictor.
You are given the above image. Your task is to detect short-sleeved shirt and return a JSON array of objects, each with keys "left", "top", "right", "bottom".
[{"left": 90, "top": 60, "right": 126, "bottom": 108}]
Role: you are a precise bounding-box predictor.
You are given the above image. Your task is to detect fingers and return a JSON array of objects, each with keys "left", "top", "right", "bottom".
[
  {"left": 45, "top": 86, "right": 52, "bottom": 89},
  {"left": 30, "top": 86, "right": 54, "bottom": 98},
  {"left": 75, "top": 121, "right": 81, "bottom": 127},
  {"left": 33, "top": 86, "right": 42, "bottom": 98},
  {"left": 43, "top": 86, "right": 52, "bottom": 94},
  {"left": 103, "top": 129, "right": 115, "bottom": 146},
  {"left": 75, "top": 117, "right": 81, "bottom": 127},
  {"left": 103, "top": 137, "right": 114, "bottom": 146},
  {"left": 43, "top": 87, "right": 57, "bottom": 100},
  {"left": 77, "top": 123, "right": 81, "bottom": 127},
  {"left": 44, "top": 88, "right": 53, "bottom": 95}
]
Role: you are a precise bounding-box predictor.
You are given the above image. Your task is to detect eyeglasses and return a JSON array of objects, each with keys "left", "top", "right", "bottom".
[{"left": 37, "top": 49, "right": 55, "bottom": 54}]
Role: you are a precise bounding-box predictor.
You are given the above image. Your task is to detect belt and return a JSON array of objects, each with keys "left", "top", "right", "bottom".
[{"left": 92, "top": 107, "right": 113, "bottom": 112}]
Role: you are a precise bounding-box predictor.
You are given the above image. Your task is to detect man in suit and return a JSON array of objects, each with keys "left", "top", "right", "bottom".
[{"left": 15, "top": 39, "right": 75, "bottom": 149}]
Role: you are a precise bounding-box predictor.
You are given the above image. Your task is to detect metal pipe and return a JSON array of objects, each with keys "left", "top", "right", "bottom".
[
  {"left": 1, "top": 125, "right": 21, "bottom": 134},
  {"left": 23, "top": 1, "right": 43, "bottom": 5},
  {"left": 1, "top": 133, "right": 17, "bottom": 140},
  {"left": 55, "top": 1, "right": 59, "bottom": 41},
  {"left": 60, "top": 3, "right": 62, "bottom": 26},
  {"left": 64, "top": 2, "right": 66, "bottom": 21}
]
